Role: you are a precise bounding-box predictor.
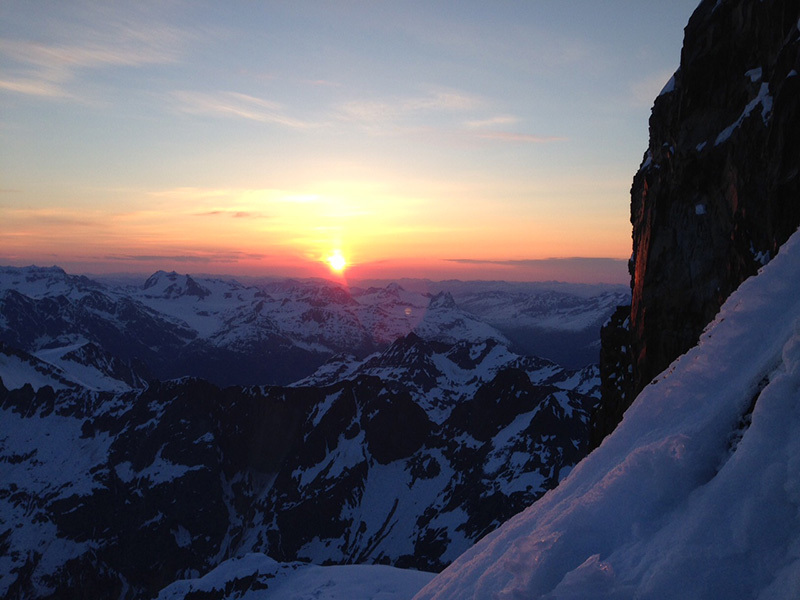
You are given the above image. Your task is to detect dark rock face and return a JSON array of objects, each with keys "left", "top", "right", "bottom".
[
  {"left": 597, "top": 0, "right": 800, "bottom": 443},
  {"left": 591, "top": 305, "right": 633, "bottom": 448}
]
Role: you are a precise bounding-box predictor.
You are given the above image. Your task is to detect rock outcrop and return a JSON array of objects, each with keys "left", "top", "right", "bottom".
[{"left": 595, "top": 0, "right": 800, "bottom": 444}]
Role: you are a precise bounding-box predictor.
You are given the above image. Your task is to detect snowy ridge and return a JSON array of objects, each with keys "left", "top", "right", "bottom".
[
  {"left": 0, "top": 344, "right": 78, "bottom": 391},
  {"left": 1, "top": 266, "right": 625, "bottom": 388},
  {"left": 243, "top": 336, "right": 600, "bottom": 571},
  {"left": 294, "top": 335, "right": 598, "bottom": 424},
  {"left": 0, "top": 267, "right": 624, "bottom": 598},
  {"left": 454, "top": 287, "right": 625, "bottom": 333},
  {"left": 0, "top": 334, "right": 600, "bottom": 597},
  {"left": 413, "top": 229, "right": 800, "bottom": 599},
  {"left": 0, "top": 265, "right": 102, "bottom": 300},
  {"left": 156, "top": 553, "right": 435, "bottom": 600}
]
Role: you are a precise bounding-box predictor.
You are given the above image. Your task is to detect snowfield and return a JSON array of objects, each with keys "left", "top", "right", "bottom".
[
  {"left": 412, "top": 229, "right": 800, "bottom": 599},
  {"left": 157, "top": 554, "right": 435, "bottom": 600}
]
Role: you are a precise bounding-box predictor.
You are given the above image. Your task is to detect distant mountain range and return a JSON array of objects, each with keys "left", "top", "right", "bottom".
[
  {"left": 0, "top": 265, "right": 624, "bottom": 599},
  {"left": 0, "top": 265, "right": 628, "bottom": 389}
]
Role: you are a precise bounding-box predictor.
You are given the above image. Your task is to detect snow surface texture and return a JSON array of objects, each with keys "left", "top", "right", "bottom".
[
  {"left": 157, "top": 553, "right": 435, "bottom": 600},
  {"left": 413, "top": 228, "right": 800, "bottom": 599}
]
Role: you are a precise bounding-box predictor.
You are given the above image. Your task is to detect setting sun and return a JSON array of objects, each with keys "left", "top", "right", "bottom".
[{"left": 326, "top": 251, "right": 347, "bottom": 273}]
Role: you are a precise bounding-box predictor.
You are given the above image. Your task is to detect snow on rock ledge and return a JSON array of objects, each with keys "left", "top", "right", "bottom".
[{"left": 413, "top": 227, "right": 800, "bottom": 599}]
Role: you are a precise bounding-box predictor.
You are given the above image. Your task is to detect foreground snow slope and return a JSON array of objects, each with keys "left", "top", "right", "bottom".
[{"left": 414, "top": 229, "right": 800, "bottom": 599}]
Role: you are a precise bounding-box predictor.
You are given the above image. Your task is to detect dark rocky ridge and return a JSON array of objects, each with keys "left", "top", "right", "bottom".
[
  {"left": 0, "top": 333, "right": 597, "bottom": 599},
  {"left": 595, "top": 0, "right": 800, "bottom": 444}
]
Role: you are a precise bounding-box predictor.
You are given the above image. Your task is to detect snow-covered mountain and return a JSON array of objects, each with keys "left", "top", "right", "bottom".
[
  {"left": 0, "top": 266, "right": 625, "bottom": 388},
  {"left": 411, "top": 227, "right": 800, "bottom": 599},
  {"left": 0, "top": 341, "right": 148, "bottom": 393},
  {"left": 438, "top": 282, "right": 628, "bottom": 368},
  {"left": 0, "top": 332, "right": 599, "bottom": 598},
  {"left": 74, "top": 226, "right": 800, "bottom": 599},
  {"left": 0, "top": 265, "right": 628, "bottom": 598},
  {"left": 0, "top": 266, "right": 619, "bottom": 599},
  {"left": 294, "top": 334, "right": 598, "bottom": 424}
]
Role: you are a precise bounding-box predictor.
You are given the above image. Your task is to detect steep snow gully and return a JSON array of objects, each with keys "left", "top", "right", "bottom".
[{"left": 413, "top": 227, "right": 800, "bottom": 599}]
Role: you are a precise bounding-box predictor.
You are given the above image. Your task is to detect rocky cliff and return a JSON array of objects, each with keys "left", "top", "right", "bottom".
[{"left": 595, "top": 0, "right": 800, "bottom": 444}]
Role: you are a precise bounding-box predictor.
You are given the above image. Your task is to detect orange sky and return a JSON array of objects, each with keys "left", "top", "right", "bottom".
[{"left": 0, "top": 1, "right": 698, "bottom": 284}]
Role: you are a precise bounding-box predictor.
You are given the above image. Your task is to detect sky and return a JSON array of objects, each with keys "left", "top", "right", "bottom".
[{"left": 0, "top": 1, "right": 699, "bottom": 283}]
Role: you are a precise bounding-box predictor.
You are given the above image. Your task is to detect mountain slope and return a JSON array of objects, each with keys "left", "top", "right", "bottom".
[
  {"left": 412, "top": 227, "right": 800, "bottom": 599},
  {"left": 0, "top": 332, "right": 599, "bottom": 598}
]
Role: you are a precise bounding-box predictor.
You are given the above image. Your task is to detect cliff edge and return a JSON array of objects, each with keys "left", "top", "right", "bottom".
[{"left": 595, "top": 0, "right": 800, "bottom": 444}]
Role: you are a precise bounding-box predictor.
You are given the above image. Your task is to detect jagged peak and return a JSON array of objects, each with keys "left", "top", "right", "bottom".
[
  {"left": 143, "top": 270, "right": 179, "bottom": 290},
  {"left": 142, "top": 270, "right": 211, "bottom": 298},
  {"left": 428, "top": 291, "right": 457, "bottom": 310},
  {"left": 2, "top": 265, "right": 67, "bottom": 276},
  {"left": 384, "top": 282, "right": 405, "bottom": 293}
]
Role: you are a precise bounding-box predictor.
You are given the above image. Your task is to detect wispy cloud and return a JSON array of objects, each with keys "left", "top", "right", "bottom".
[
  {"left": 336, "top": 88, "right": 485, "bottom": 124},
  {"left": 474, "top": 131, "right": 566, "bottom": 144},
  {"left": 147, "top": 187, "right": 235, "bottom": 200},
  {"left": 170, "top": 90, "right": 316, "bottom": 129},
  {"left": 0, "top": 77, "right": 66, "bottom": 98},
  {"left": 335, "top": 91, "right": 562, "bottom": 143},
  {"left": 0, "top": 15, "right": 186, "bottom": 101},
  {"left": 465, "top": 115, "right": 519, "bottom": 128},
  {"left": 445, "top": 257, "right": 629, "bottom": 284},
  {"left": 405, "top": 89, "right": 484, "bottom": 112},
  {"left": 3, "top": 207, "right": 103, "bottom": 228},
  {"left": 193, "top": 210, "right": 269, "bottom": 219},
  {"left": 446, "top": 257, "right": 628, "bottom": 266},
  {"left": 105, "top": 251, "right": 266, "bottom": 264},
  {"left": 462, "top": 114, "right": 565, "bottom": 144},
  {"left": 301, "top": 78, "right": 342, "bottom": 88}
]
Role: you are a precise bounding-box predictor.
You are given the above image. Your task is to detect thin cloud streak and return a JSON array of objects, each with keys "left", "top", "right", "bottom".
[
  {"left": 105, "top": 251, "right": 267, "bottom": 264},
  {"left": 193, "top": 210, "right": 269, "bottom": 219},
  {"left": 336, "top": 88, "right": 485, "bottom": 124},
  {"left": 446, "top": 257, "right": 628, "bottom": 265},
  {"left": 445, "top": 257, "right": 629, "bottom": 284},
  {"left": 465, "top": 115, "right": 519, "bottom": 128},
  {"left": 148, "top": 187, "right": 237, "bottom": 199},
  {"left": 4, "top": 207, "right": 104, "bottom": 228},
  {"left": 170, "top": 90, "right": 317, "bottom": 129},
  {"left": 474, "top": 131, "right": 567, "bottom": 143},
  {"left": 0, "top": 20, "right": 186, "bottom": 100},
  {"left": 0, "top": 77, "right": 67, "bottom": 98}
]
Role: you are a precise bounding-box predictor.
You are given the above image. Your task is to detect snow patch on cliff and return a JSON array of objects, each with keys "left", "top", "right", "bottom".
[{"left": 715, "top": 82, "right": 773, "bottom": 145}]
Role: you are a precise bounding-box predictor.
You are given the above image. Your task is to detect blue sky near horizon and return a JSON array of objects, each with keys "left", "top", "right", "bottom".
[{"left": 0, "top": 1, "right": 699, "bottom": 283}]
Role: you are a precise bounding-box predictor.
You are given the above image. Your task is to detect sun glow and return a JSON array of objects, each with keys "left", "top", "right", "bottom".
[{"left": 326, "top": 250, "right": 347, "bottom": 273}]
